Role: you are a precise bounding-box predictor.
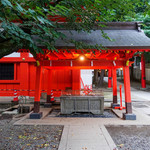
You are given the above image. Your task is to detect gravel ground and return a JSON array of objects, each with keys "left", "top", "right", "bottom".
[
  {"left": 48, "top": 109, "right": 117, "bottom": 118},
  {"left": 0, "top": 116, "right": 63, "bottom": 150},
  {"left": 106, "top": 125, "right": 150, "bottom": 150}
]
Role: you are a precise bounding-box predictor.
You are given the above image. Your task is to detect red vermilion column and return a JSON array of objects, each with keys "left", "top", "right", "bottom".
[
  {"left": 20, "top": 52, "right": 29, "bottom": 96},
  {"left": 20, "top": 63, "right": 29, "bottom": 96},
  {"left": 141, "top": 54, "right": 146, "bottom": 88},
  {"left": 112, "top": 68, "right": 117, "bottom": 104},
  {"left": 72, "top": 69, "right": 81, "bottom": 95},
  {"left": 47, "top": 69, "right": 52, "bottom": 103},
  {"left": 34, "top": 65, "right": 43, "bottom": 113},
  {"left": 108, "top": 69, "right": 112, "bottom": 88},
  {"left": 123, "top": 66, "right": 132, "bottom": 114}
]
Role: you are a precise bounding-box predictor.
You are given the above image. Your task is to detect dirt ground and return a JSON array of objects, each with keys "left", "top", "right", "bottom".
[
  {"left": 106, "top": 125, "right": 150, "bottom": 150},
  {"left": 0, "top": 116, "right": 63, "bottom": 150}
]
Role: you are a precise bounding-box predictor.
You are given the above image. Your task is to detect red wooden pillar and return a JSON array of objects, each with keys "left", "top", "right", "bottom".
[
  {"left": 72, "top": 69, "right": 81, "bottom": 95},
  {"left": 20, "top": 52, "right": 29, "bottom": 96},
  {"left": 33, "top": 65, "right": 43, "bottom": 113},
  {"left": 20, "top": 63, "right": 29, "bottom": 95},
  {"left": 46, "top": 69, "right": 52, "bottom": 106},
  {"left": 141, "top": 54, "right": 146, "bottom": 88},
  {"left": 123, "top": 65, "right": 136, "bottom": 120},
  {"left": 112, "top": 68, "right": 117, "bottom": 103},
  {"left": 108, "top": 69, "right": 112, "bottom": 88}
]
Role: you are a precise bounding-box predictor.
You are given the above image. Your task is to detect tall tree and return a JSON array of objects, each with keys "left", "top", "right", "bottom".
[{"left": 0, "top": 0, "right": 144, "bottom": 58}]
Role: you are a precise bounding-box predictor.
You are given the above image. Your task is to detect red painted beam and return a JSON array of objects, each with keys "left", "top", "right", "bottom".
[
  {"left": 42, "top": 60, "right": 126, "bottom": 68},
  {"left": 17, "top": 49, "right": 150, "bottom": 62},
  {"left": 106, "top": 52, "right": 119, "bottom": 60},
  {"left": 0, "top": 80, "right": 20, "bottom": 84},
  {"left": 45, "top": 66, "right": 122, "bottom": 70},
  {"left": 0, "top": 57, "right": 35, "bottom": 62}
]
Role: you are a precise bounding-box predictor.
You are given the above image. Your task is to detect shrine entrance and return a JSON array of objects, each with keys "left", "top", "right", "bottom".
[
  {"left": 28, "top": 49, "right": 135, "bottom": 120},
  {"left": 27, "top": 22, "right": 150, "bottom": 120}
]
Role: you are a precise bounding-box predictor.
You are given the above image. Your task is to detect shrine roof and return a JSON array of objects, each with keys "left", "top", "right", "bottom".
[{"left": 55, "top": 22, "right": 150, "bottom": 50}]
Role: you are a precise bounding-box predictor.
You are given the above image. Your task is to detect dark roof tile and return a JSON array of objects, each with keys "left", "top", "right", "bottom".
[{"left": 55, "top": 28, "right": 150, "bottom": 49}]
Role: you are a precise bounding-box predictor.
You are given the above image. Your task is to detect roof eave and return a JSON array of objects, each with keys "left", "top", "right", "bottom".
[{"left": 54, "top": 46, "right": 150, "bottom": 51}]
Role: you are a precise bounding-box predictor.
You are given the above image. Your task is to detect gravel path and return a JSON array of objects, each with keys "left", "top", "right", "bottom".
[
  {"left": 0, "top": 116, "right": 63, "bottom": 150},
  {"left": 106, "top": 125, "right": 150, "bottom": 150},
  {"left": 48, "top": 109, "right": 117, "bottom": 118}
]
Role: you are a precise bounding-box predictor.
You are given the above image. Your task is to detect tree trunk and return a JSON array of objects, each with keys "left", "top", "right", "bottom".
[
  {"left": 130, "top": 64, "right": 134, "bottom": 81},
  {"left": 98, "top": 69, "right": 105, "bottom": 87},
  {"left": 93, "top": 70, "right": 98, "bottom": 87}
]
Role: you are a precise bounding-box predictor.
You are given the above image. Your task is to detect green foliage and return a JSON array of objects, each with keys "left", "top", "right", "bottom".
[
  {"left": 123, "top": 0, "right": 150, "bottom": 39},
  {"left": 134, "top": 0, "right": 149, "bottom": 13},
  {"left": 0, "top": 0, "right": 146, "bottom": 58},
  {"left": 142, "top": 16, "right": 150, "bottom": 39}
]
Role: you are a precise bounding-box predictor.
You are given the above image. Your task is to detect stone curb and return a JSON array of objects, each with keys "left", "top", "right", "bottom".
[
  {"left": 58, "top": 125, "right": 70, "bottom": 150},
  {"left": 100, "top": 125, "right": 117, "bottom": 150}
]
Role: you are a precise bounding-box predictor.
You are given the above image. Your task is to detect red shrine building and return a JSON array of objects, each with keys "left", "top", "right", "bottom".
[{"left": 0, "top": 22, "right": 150, "bottom": 120}]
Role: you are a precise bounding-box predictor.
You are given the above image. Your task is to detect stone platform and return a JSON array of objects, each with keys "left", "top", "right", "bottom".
[{"left": 60, "top": 96, "right": 104, "bottom": 115}]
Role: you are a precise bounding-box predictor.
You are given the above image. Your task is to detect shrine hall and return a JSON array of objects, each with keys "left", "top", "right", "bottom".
[{"left": 1, "top": 22, "right": 150, "bottom": 120}]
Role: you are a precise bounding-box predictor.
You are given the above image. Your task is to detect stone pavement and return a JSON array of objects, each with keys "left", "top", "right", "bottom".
[
  {"left": 2, "top": 78, "right": 150, "bottom": 150},
  {"left": 58, "top": 125, "right": 115, "bottom": 150},
  {"left": 13, "top": 103, "right": 150, "bottom": 150},
  {"left": 13, "top": 108, "right": 150, "bottom": 150}
]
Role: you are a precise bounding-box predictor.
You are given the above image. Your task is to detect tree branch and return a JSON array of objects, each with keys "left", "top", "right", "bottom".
[
  {"left": 51, "top": 0, "right": 63, "bottom": 7},
  {"left": 0, "top": 40, "right": 19, "bottom": 59},
  {"left": 11, "top": 9, "right": 29, "bottom": 22}
]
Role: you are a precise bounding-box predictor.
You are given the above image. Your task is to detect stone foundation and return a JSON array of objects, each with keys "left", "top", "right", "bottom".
[
  {"left": 60, "top": 96, "right": 104, "bottom": 115},
  {"left": 123, "top": 113, "right": 136, "bottom": 120},
  {"left": 30, "top": 112, "right": 43, "bottom": 119}
]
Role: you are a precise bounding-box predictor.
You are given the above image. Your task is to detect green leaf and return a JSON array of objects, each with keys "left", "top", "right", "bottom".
[
  {"left": 1, "top": 0, "right": 13, "bottom": 7},
  {"left": 15, "top": 2, "right": 24, "bottom": 12}
]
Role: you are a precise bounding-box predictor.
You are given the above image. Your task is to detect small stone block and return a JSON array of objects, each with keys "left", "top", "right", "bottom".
[
  {"left": 44, "top": 103, "right": 52, "bottom": 108},
  {"left": 107, "top": 87, "right": 112, "bottom": 89},
  {"left": 23, "top": 106, "right": 30, "bottom": 113},
  {"left": 1, "top": 114, "right": 13, "bottom": 119},
  {"left": 111, "top": 103, "right": 120, "bottom": 108},
  {"left": 140, "top": 88, "right": 148, "bottom": 91},
  {"left": 11, "top": 101, "right": 19, "bottom": 106},
  {"left": 18, "top": 106, "right": 30, "bottom": 113},
  {"left": 123, "top": 113, "right": 136, "bottom": 120},
  {"left": 30, "top": 112, "right": 43, "bottom": 119}
]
